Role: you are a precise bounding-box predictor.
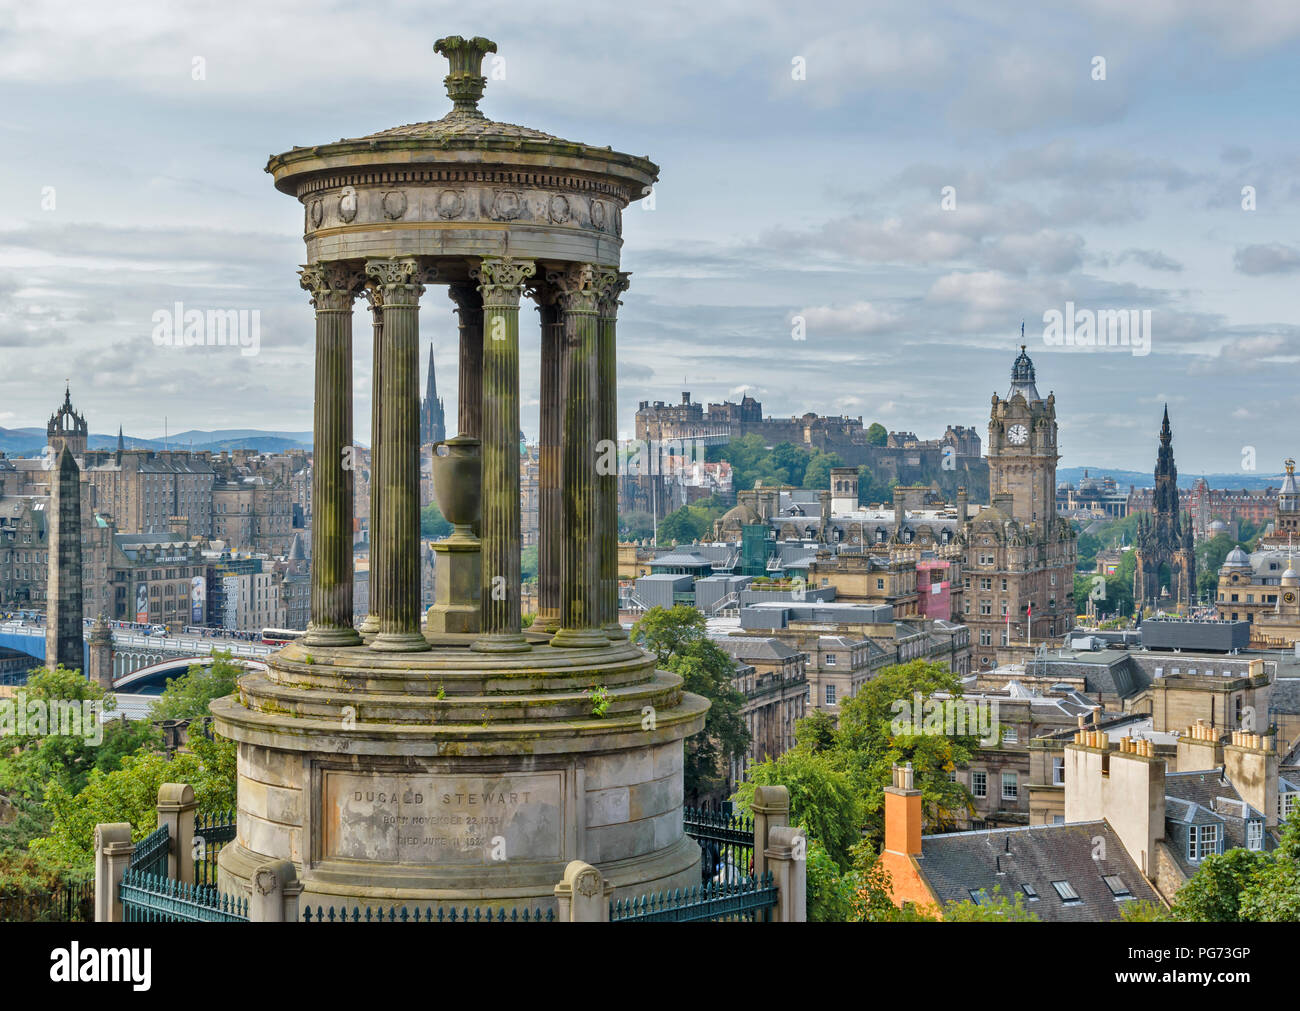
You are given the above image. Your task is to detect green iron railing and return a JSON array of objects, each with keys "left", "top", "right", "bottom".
[
  {"left": 302, "top": 905, "right": 556, "bottom": 923},
  {"left": 194, "top": 809, "right": 237, "bottom": 886},
  {"left": 130, "top": 824, "right": 170, "bottom": 878},
  {"left": 120, "top": 869, "right": 248, "bottom": 922},
  {"left": 0, "top": 880, "right": 93, "bottom": 922},
  {"left": 683, "top": 805, "right": 754, "bottom": 884},
  {"left": 610, "top": 872, "right": 778, "bottom": 923}
]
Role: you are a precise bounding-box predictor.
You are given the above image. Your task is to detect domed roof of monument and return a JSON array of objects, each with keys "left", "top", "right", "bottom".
[
  {"left": 1007, "top": 343, "right": 1041, "bottom": 401},
  {"left": 266, "top": 35, "right": 658, "bottom": 201},
  {"left": 1224, "top": 546, "right": 1250, "bottom": 567},
  {"left": 720, "top": 502, "right": 760, "bottom": 526}
]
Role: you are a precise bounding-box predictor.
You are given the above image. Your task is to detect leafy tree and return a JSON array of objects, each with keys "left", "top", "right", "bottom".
[
  {"left": 419, "top": 502, "right": 452, "bottom": 540},
  {"left": 805, "top": 838, "right": 857, "bottom": 922},
  {"left": 846, "top": 848, "right": 934, "bottom": 921},
  {"left": 1169, "top": 847, "right": 1272, "bottom": 922},
  {"left": 1119, "top": 900, "right": 1171, "bottom": 922},
  {"left": 833, "top": 660, "right": 980, "bottom": 846},
  {"left": 803, "top": 451, "right": 844, "bottom": 490},
  {"left": 30, "top": 734, "right": 236, "bottom": 871},
  {"left": 769, "top": 443, "right": 812, "bottom": 487},
  {"left": 656, "top": 499, "right": 729, "bottom": 545},
  {"left": 733, "top": 748, "right": 862, "bottom": 870},
  {"left": 150, "top": 654, "right": 242, "bottom": 722},
  {"left": 795, "top": 709, "right": 838, "bottom": 754},
  {"left": 631, "top": 607, "right": 749, "bottom": 803},
  {"left": 2, "top": 665, "right": 157, "bottom": 798},
  {"left": 942, "top": 885, "right": 1040, "bottom": 921},
  {"left": 865, "top": 423, "right": 887, "bottom": 447}
]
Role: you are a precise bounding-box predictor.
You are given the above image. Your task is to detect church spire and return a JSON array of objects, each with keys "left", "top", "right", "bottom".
[{"left": 419, "top": 342, "right": 447, "bottom": 445}]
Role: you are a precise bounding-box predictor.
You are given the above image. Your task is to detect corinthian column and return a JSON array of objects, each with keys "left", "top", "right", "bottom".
[
  {"left": 470, "top": 256, "right": 535, "bottom": 653},
  {"left": 365, "top": 257, "right": 432, "bottom": 652},
  {"left": 550, "top": 264, "right": 608, "bottom": 649},
  {"left": 527, "top": 278, "right": 563, "bottom": 635},
  {"left": 449, "top": 283, "right": 484, "bottom": 441},
  {"left": 596, "top": 271, "right": 630, "bottom": 640},
  {"left": 358, "top": 285, "right": 384, "bottom": 639},
  {"left": 299, "top": 261, "right": 364, "bottom": 648}
]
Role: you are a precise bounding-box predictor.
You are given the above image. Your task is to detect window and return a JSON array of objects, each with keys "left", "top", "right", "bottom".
[
  {"left": 1020, "top": 883, "right": 1038, "bottom": 901},
  {"left": 979, "top": 629, "right": 992, "bottom": 646},
  {"left": 1003, "top": 726, "right": 1018, "bottom": 744},
  {"left": 1282, "top": 793, "right": 1297, "bottom": 822},
  {"left": 971, "top": 771, "right": 987, "bottom": 798},
  {"left": 1051, "top": 880, "right": 1080, "bottom": 903},
  {"left": 825, "top": 685, "right": 836, "bottom": 706},
  {"left": 1051, "top": 815, "right": 1065, "bottom": 825},
  {"left": 968, "top": 888, "right": 988, "bottom": 905},
  {"left": 877, "top": 578, "right": 885, "bottom": 589},
  {"left": 824, "top": 653, "right": 836, "bottom": 666},
  {"left": 1053, "top": 757, "right": 1065, "bottom": 785},
  {"left": 1188, "top": 824, "right": 1219, "bottom": 861},
  {"left": 1247, "top": 821, "right": 1263, "bottom": 851},
  {"left": 1002, "top": 773, "right": 1018, "bottom": 800},
  {"left": 1102, "top": 875, "right": 1132, "bottom": 899}
]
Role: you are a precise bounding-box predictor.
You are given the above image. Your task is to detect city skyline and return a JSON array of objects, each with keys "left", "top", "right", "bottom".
[{"left": 2, "top": 1, "right": 1299, "bottom": 474}]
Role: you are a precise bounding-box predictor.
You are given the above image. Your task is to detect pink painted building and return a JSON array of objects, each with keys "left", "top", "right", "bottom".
[{"left": 916, "top": 558, "right": 952, "bottom": 620}]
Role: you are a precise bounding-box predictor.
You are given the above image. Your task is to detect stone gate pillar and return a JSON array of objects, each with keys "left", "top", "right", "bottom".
[
  {"left": 472, "top": 257, "right": 535, "bottom": 653},
  {"left": 366, "top": 257, "right": 432, "bottom": 652},
  {"left": 299, "top": 262, "right": 364, "bottom": 647}
]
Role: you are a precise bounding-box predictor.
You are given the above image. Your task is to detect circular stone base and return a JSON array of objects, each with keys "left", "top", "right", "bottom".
[{"left": 211, "top": 639, "right": 708, "bottom": 915}]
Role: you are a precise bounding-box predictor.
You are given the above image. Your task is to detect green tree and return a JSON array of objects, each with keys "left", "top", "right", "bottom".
[
  {"left": 833, "top": 660, "right": 980, "bottom": 846},
  {"left": 942, "top": 885, "right": 1040, "bottom": 921},
  {"left": 1169, "top": 847, "right": 1272, "bottom": 922},
  {"left": 30, "top": 734, "right": 236, "bottom": 871},
  {"left": 865, "top": 423, "right": 887, "bottom": 447},
  {"left": 419, "top": 501, "right": 453, "bottom": 540},
  {"left": 150, "top": 653, "right": 242, "bottom": 722},
  {"left": 803, "top": 451, "right": 844, "bottom": 490},
  {"left": 795, "top": 709, "right": 838, "bottom": 754},
  {"left": 733, "top": 748, "right": 862, "bottom": 870},
  {"left": 520, "top": 544, "right": 539, "bottom": 583},
  {"left": 631, "top": 607, "right": 749, "bottom": 803}
]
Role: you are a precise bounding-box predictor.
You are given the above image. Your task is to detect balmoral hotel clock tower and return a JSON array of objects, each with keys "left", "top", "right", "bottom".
[{"left": 960, "top": 344, "right": 1076, "bottom": 670}]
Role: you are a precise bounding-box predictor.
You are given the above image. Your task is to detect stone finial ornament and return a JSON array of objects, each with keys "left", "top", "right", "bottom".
[{"left": 433, "top": 35, "right": 498, "bottom": 118}]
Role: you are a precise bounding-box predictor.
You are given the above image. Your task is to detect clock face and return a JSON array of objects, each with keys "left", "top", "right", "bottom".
[
  {"left": 1286, "top": 592, "right": 1296, "bottom": 604},
  {"left": 1008, "top": 424, "right": 1029, "bottom": 445}
]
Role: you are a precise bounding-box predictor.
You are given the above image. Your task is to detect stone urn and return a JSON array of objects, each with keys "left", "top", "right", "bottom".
[{"left": 432, "top": 436, "right": 480, "bottom": 544}]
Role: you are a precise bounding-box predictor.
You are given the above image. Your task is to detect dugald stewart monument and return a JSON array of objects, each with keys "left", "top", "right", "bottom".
[{"left": 211, "top": 36, "right": 708, "bottom": 909}]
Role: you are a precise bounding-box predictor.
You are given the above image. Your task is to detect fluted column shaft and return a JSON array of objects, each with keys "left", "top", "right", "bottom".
[
  {"left": 358, "top": 287, "right": 384, "bottom": 638},
  {"left": 530, "top": 282, "right": 563, "bottom": 634},
  {"left": 366, "top": 257, "right": 431, "bottom": 652},
  {"left": 472, "top": 257, "right": 535, "bottom": 652},
  {"left": 551, "top": 265, "right": 608, "bottom": 649},
  {"left": 450, "top": 283, "right": 484, "bottom": 440},
  {"left": 299, "top": 262, "right": 364, "bottom": 647},
  {"left": 597, "top": 272, "right": 630, "bottom": 639}
]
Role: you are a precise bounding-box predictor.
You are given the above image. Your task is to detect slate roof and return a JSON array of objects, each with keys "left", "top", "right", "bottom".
[
  {"left": 916, "top": 821, "right": 1161, "bottom": 921},
  {"left": 712, "top": 637, "right": 801, "bottom": 662}
]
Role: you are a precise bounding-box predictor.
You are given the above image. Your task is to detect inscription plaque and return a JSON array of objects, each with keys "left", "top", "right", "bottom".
[{"left": 322, "top": 770, "right": 564, "bottom": 865}]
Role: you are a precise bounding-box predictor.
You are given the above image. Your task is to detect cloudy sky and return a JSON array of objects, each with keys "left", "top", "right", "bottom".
[{"left": 1, "top": 0, "right": 1298, "bottom": 475}]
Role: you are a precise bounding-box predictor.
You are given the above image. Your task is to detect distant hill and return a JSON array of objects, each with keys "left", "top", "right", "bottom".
[
  {"left": 1059, "top": 466, "right": 1286, "bottom": 492},
  {"left": 0, "top": 427, "right": 313, "bottom": 457}
]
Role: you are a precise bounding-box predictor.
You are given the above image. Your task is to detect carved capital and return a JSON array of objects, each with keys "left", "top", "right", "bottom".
[
  {"left": 364, "top": 257, "right": 431, "bottom": 306},
  {"left": 472, "top": 257, "right": 536, "bottom": 308},
  {"left": 299, "top": 261, "right": 366, "bottom": 311},
  {"left": 447, "top": 281, "right": 483, "bottom": 321},
  {"left": 596, "top": 270, "right": 630, "bottom": 319},
  {"left": 548, "top": 263, "right": 601, "bottom": 315}
]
